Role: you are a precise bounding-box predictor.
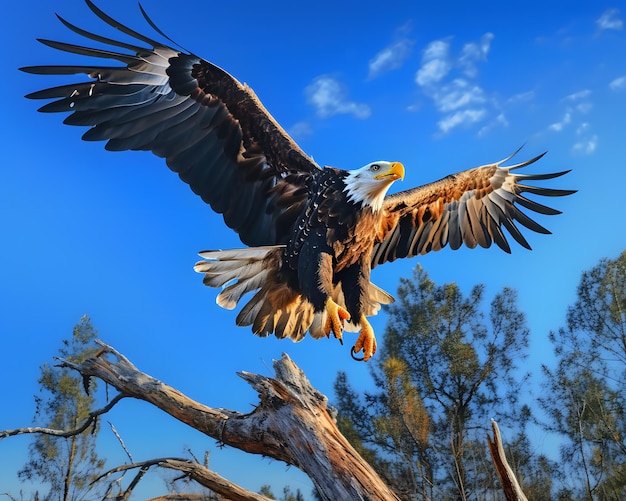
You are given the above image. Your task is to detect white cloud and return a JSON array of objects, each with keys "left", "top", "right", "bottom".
[
  {"left": 432, "top": 78, "right": 486, "bottom": 112},
  {"left": 305, "top": 76, "right": 371, "bottom": 119},
  {"left": 549, "top": 112, "right": 572, "bottom": 131},
  {"left": 414, "top": 33, "right": 501, "bottom": 135},
  {"left": 564, "top": 89, "right": 592, "bottom": 101},
  {"left": 575, "top": 102, "right": 593, "bottom": 114},
  {"left": 573, "top": 134, "right": 598, "bottom": 154},
  {"left": 576, "top": 122, "right": 590, "bottom": 135},
  {"left": 573, "top": 122, "right": 597, "bottom": 154},
  {"left": 549, "top": 91, "right": 597, "bottom": 152},
  {"left": 596, "top": 8, "right": 623, "bottom": 31},
  {"left": 438, "top": 109, "right": 487, "bottom": 133},
  {"left": 459, "top": 33, "right": 494, "bottom": 77},
  {"left": 422, "top": 39, "right": 450, "bottom": 60},
  {"left": 369, "top": 38, "right": 414, "bottom": 79},
  {"left": 507, "top": 91, "right": 535, "bottom": 104},
  {"left": 416, "top": 59, "right": 452, "bottom": 87},
  {"left": 478, "top": 113, "right": 509, "bottom": 137},
  {"left": 289, "top": 121, "right": 313, "bottom": 139},
  {"left": 609, "top": 75, "right": 626, "bottom": 90},
  {"left": 558, "top": 91, "right": 593, "bottom": 115},
  {"left": 415, "top": 40, "right": 452, "bottom": 87}
]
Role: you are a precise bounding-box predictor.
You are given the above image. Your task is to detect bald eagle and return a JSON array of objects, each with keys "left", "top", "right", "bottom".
[{"left": 21, "top": 1, "right": 575, "bottom": 361}]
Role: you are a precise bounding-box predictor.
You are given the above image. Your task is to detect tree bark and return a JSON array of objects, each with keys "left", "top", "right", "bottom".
[{"left": 61, "top": 342, "right": 400, "bottom": 501}]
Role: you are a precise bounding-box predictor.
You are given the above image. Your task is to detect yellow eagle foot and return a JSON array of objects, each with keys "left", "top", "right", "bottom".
[
  {"left": 324, "top": 298, "right": 350, "bottom": 345},
  {"left": 350, "top": 316, "right": 377, "bottom": 362}
]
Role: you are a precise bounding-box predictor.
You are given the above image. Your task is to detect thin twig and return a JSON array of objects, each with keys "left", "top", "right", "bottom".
[{"left": 109, "top": 421, "right": 133, "bottom": 463}]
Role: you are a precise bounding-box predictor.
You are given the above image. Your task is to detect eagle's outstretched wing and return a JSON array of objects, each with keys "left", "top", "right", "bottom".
[
  {"left": 373, "top": 150, "right": 576, "bottom": 266},
  {"left": 20, "top": 0, "right": 319, "bottom": 247}
]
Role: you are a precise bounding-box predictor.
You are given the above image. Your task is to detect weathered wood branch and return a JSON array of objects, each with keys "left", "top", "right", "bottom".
[
  {"left": 97, "top": 458, "right": 270, "bottom": 501},
  {"left": 58, "top": 341, "right": 400, "bottom": 501},
  {"left": 0, "top": 393, "right": 125, "bottom": 439},
  {"left": 487, "top": 420, "right": 528, "bottom": 501}
]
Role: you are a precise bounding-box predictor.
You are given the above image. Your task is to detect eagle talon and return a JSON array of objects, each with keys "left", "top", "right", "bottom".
[
  {"left": 350, "top": 346, "right": 364, "bottom": 361},
  {"left": 324, "top": 298, "right": 350, "bottom": 343},
  {"left": 350, "top": 316, "right": 377, "bottom": 362}
]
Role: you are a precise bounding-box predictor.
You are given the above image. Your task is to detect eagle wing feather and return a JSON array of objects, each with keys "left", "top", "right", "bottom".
[
  {"left": 20, "top": 0, "right": 320, "bottom": 248},
  {"left": 373, "top": 151, "right": 575, "bottom": 267}
]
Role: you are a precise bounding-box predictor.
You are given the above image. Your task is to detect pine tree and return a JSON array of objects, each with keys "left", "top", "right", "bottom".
[
  {"left": 541, "top": 250, "right": 626, "bottom": 500},
  {"left": 18, "top": 315, "right": 105, "bottom": 501},
  {"left": 334, "top": 265, "right": 542, "bottom": 500}
]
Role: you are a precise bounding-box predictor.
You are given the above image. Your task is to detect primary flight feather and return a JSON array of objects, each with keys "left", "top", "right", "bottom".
[{"left": 21, "top": 1, "right": 575, "bottom": 361}]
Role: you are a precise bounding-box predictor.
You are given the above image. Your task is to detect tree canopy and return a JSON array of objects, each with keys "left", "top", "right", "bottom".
[
  {"left": 334, "top": 265, "right": 555, "bottom": 500},
  {"left": 541, "top": 249, "right": 626, "bottom": 500},
  {"left": 18, "top": 315, "right": 105, "bottom": 501}
]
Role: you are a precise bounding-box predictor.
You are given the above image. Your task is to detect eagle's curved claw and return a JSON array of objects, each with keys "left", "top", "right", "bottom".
[
  {"left": 351, "top": 316, "right": 377, "bottom": 362},
  {"left": 350, "top": 346, "right": 364, "bottom": 361},
  {"left": 324, "top": 298, "right": 350, "bottom": 343}
]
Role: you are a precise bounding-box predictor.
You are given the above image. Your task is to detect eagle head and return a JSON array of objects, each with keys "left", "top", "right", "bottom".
[{"left": 344, "top": 161, "right": 405, "bottom": 212}]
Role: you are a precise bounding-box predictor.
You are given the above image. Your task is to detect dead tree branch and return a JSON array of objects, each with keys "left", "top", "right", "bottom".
[
  {"left": 3, "top": 340, "right": 536, "bottom": 501},
  {"left": 487, "top": 420, "right": 528, "bottom": 501},
  {"left": 96, "top": 458, "right": 270, "bottom": 501},
  {"left": 0, "top": 393, "right": 125, "bottom": 440},
  {"left": 56, "top": 341, "right": 400, "bottom": 501}
]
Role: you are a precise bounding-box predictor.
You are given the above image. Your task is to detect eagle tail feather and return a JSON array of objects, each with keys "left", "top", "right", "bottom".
[
  {"left": 195, "top": 245, "right": 315, "bottom": 341},
  {"left": 194, "top": 247, "right": 394, "bottom": 343}
]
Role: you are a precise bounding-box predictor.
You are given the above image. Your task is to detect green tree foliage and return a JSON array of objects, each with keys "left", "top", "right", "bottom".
[
  {"left": 259, "top": 484, "right": 276, "bottom": 499},
  {"left": 18, "top": 315, "right": 105, "bottom": 501},
  {"left": 335, "top": 265, "right": 554, "bottom": 500},
  {"left": 541, "top": 250, "right": 626, "bottom": 500},
  {"left": 257, "top": 484, "right": 305, "bottom": 501}
]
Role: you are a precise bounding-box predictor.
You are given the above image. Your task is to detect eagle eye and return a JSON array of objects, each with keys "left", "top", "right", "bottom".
[{"left": 370, "top": 164, "right": 380, "bottom": 172}]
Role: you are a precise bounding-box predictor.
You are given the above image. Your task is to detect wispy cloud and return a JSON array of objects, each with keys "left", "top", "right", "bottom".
[
  {"left": 289, "top": 121, "right": 313, "bottom": 139},
  {"left": 458, "top": 33, "right": 494, "bottom": 77},
  {"left": 368, "top": 24, "right": 414, "bottom": 79},
  {"left": 549, "top": 90, "right": 597, "bottom": 154},
  {"left": 507, "top": 91, "right": 535, "bottom": 104},
  {"left": 609, "top": 75, "right": 626, "bottom": 90},
  {"left": 478, "top": 113, "right": 509, "bottom": 137},
  {"left": 572, "top": 137, "right": 598, "bottom": 154},
  {"left": 415, "top": 34, "right": 495, "bottom": 134},
  {"left": 573, "top": 126, "right": 598, "bottom": 154},
  {"left": 596, "top": 8, "right": 623, "bottom": 31},
  {"left": 305, "top": 76, "right": 371, "bottom": 119},
  {"left": 549, "top": 112, "right": 572, "bottom": 132},
  {"left": 432, "top": 79, "right": 486, "bottom": 112},
  {"left": 564, "top": 89, "right": 592, "bottom": 101},
  {"left": 415, "top": 39, "right": 452, "bottom": 87},
  {"left": 438, "top": 109, "right": 487, "bottom": 134},
  {"left": 549, "top": 90, "right": 593, "bottom": 131}
]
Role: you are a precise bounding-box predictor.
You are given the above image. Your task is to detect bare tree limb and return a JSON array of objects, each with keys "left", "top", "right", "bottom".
[
  {"left": 0, "top": 393, "right": 125, "bottom": 439},
  {"left": 58, "top": 341, "right": 400, "bottom": 501},
  {"left": 487, "top": 420, "right": 528, "bottom": 501},
  {"left": 96, "top": 457, "right": 271, "bottom": 501},
  {"left": 160, "top": 458, "right": 271, "bottom": 501}
]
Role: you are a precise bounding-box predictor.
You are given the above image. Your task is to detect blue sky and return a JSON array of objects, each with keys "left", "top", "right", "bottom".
[{"left": 1, "top": 0, "right": 625, "bottom": 498}]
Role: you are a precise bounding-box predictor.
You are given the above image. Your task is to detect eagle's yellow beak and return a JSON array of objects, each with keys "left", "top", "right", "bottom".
[{"left": 374, "top": 161, "right": 405, "bottom": 181}]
